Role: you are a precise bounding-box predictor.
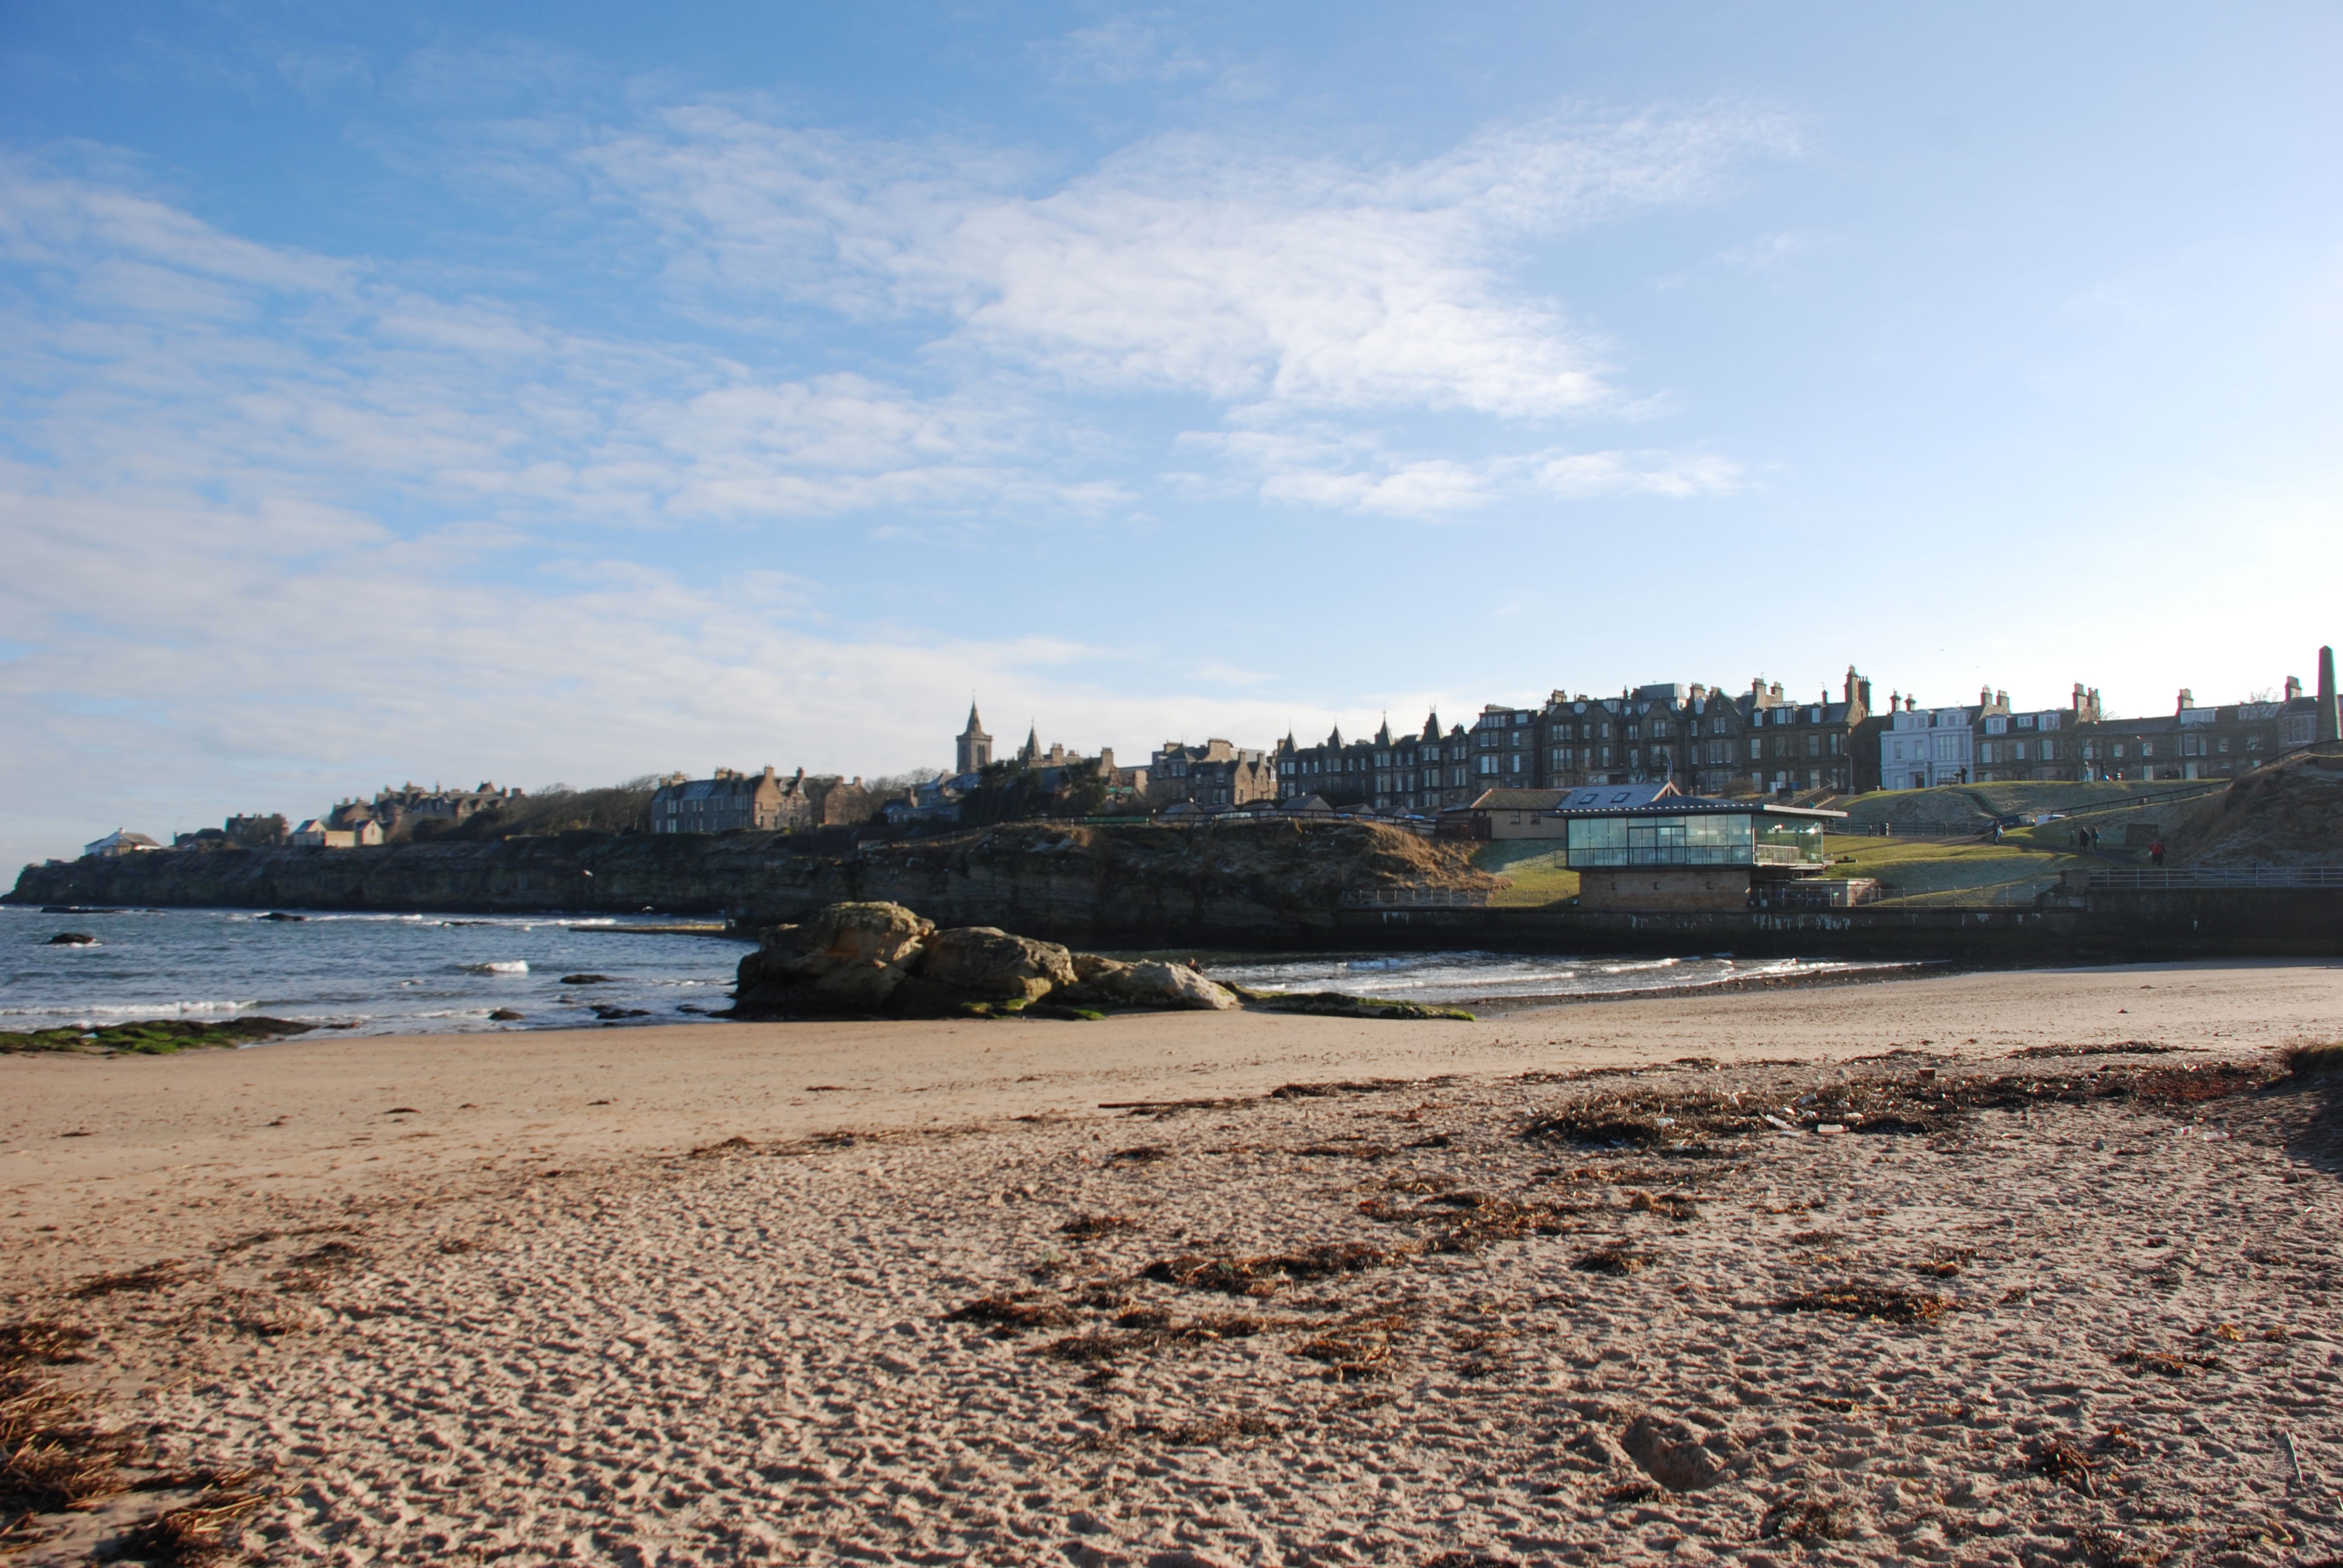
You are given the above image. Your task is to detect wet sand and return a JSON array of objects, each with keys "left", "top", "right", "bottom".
[{"left": 3, "top": 959, "right": 2340, "bottom": 1565}]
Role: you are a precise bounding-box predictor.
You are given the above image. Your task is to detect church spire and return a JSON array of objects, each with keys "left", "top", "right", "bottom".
[{"left": 955, "top": 701, "right": 993, "bottom": 775}]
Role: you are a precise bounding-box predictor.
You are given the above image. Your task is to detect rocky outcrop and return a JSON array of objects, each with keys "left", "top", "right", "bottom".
[
  {"left": 6, "top": 819, "right": 1497, "bottom": 949},
  {"left": 731, "top": 903, "right": 1234, "bottom": 1019},
  {"left": 1058, "top": 956, "right": 1237, "bottom": 1011},
  {"left": 733, "top": 903, "right": 935, "bottom": 1014},
  {"left": 912, "top": 927, "right": 1076, "bottom": 1001}
]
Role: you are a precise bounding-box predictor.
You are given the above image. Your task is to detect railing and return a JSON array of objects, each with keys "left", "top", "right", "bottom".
[
  {"left": 2088, "top": 866, "right": 2343, "bottom": 890},
  {"left": 1870, "top": 878, "right": 2065, "bottom": 909},
  {"left": 1339, "top": 886, "right": 1493, "bottom": 909}
]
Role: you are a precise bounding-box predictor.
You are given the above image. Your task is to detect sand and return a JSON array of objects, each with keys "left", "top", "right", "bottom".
[{"left": 3, "top": 959, "right": 2341, "bottom": 1565}]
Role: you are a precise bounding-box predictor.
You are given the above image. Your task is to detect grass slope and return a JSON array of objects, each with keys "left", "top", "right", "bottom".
[{"left": 1469, "top": 841, "right": 1581, "bottom": 907}]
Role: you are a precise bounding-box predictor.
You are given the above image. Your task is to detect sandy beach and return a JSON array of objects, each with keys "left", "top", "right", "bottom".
[{"left": 4, "top": 959, "right": 2341, "bottom": 1565}]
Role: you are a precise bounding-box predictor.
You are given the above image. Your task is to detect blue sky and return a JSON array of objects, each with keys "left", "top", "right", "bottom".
[{"left": 2, "top": 2, "right": 2339, "bottom": 863}]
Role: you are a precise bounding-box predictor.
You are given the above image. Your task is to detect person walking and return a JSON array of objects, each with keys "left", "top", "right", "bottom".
[{"left": 2149, "top": 838, "right": 2166, "bottom": 867}]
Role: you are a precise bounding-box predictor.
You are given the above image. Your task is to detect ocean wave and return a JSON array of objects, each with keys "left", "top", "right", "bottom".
[
  {"left": 0, "top": 999, "right": 255, "bottom": 1019},
  {"left": 459, "top": 961, "right": 530, "bottom": 975}
]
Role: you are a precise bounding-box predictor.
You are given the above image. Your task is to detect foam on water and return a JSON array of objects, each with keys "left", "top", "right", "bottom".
[
  {"left": 2, "top": 904, "right": 753, "bottom": 1037},
  {"left": 1202, "top": 950, "right": 1893, "bottom": 1005}
]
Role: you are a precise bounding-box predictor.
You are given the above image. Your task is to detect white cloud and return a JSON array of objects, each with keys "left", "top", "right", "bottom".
[
  {"left": 1036, "top": 19, "right": 1213, "bottom": 86},
  {"left": 1181, "top": 422, "right": 1741, "bottom": 518},
  {"left": 586, "top": 103, "right": 1796, "bottom": 419}
]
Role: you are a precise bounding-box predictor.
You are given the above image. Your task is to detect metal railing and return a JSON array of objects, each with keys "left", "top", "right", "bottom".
[
  {"left": 2088, "top": 866, "right": 2343, "bottom": 890},
  {"left": 1339, "top": 886, "right": 1493, "bottom": 909}
]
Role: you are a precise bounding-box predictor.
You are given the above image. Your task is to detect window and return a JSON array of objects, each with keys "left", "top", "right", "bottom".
[
  {"left": 1477, "top": 755, "right": 1498, "bottom": 776},
  {"left": 1748, "top": 737, "right": 1763, "bottom": 761},
  {"left": 1508, "top": 754, "right": 1526, "bottom": 774},
  {"left": 1804, "top": 734, "right": 1821, "bottom": 758}
]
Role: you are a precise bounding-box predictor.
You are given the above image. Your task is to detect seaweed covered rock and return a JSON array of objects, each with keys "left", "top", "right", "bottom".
[
  {"left": 1059, "top": 955, "right": 1237, "bottom": 1011},
  {"left": 733, "top": 901, "right": 934, "bottom": 1015}
]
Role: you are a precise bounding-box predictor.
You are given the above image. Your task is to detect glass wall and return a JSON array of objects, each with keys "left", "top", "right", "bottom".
[{"left": 1565, "top": 812, "right": 1825, "bottom": 867}]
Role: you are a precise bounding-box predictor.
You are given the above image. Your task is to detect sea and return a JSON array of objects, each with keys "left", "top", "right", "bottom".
[
  {"left": 2, "top": 905, "right": 754, "bottom": 1036},
  {"left": 4, "top": 904, "right": 1904, "bottom": 1039}
]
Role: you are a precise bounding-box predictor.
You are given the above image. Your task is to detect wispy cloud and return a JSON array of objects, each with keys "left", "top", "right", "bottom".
[{"left": 587, "top": 103, "right": 1798, "bottom": 419}]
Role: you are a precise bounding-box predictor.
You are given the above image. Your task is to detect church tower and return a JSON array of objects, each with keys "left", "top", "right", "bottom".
[{"left": 956, "top": 703, "right": 993, "bottom": 775}]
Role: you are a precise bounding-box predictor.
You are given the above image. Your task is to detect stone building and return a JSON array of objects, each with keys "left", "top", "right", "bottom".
[
  {"left": 649, "top": 767, "right": 792, "bottom": 834},
  {"left": 955, "top": 705, "right": 994, "bottom": 775},
  {"left": 290, "top": 818, "right": 383, "bottom": 848},
  {"left": 1972, "top": 685, "right": 2105, "bottom": 783},
  {"left": 1150, "top": 739, "right": 1276, "bottom": 811},
  {"left": 1294, "top": 665, "right": 1877, "bottom": 806},
  {"left": 1274, "top": 714, "right": 1472, "bottom": 816}
]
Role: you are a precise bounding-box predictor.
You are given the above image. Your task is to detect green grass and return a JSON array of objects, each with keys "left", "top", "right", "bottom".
[
  {"left": 0, "top": 1017, "right": 316, "bottom": 1055},
  {"left": 1469, "top": 840, "right": 1581, "bottom": 907},
  {"left": 1834, "top": 779, "right": 2191, "bottom": 829},
  {"left": 1824, "top": 834, "right": 2088, "bottom": 901}
]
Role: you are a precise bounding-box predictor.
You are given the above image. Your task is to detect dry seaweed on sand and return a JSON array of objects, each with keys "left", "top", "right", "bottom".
[
  {"left": 2115, "top": 1347, "right": 2216, "bottom": 1377},
  {"left": 1, "top": 1319, "right": 137, "bottom": 1519},
  {"left": 1762, "top": 1496, "right": 1860, "bottom": 1540},
  {"left": 1043, "top": 1310, "right": 1288, "bottom": 1364},
  {"left": 944, "top": 1293, "right": 1078, "bottom": 1333},
  {"left": 1061, "top": 1213, "right": 1139, "bottom": 1238},
  {"left": 1141, "top": 1240, "right": 1417, "bottom": 1296},
  {"left": 114, "top": 1483, "right": 273, "bottom": 1566},
  {"left": 1573, "top": 1244, "right": 1653, "bottom": 1276},
  {"left": 1357, "top": 1193, "right": 1590, "bottom": 1253},
  {"left": 1289, "top": 1312, "right": 1407, "bottom": 1382},
  {"left": 2031, "top": 1434, "right": 2102, "bottom": 1495},
  {"left": 69, "top": 1261, "right": 181, "bottom": 1299},
  {"left": 1777, "top": 1282, "right": 1949, "bottom": 1324},
  {"left": 1105, "top": 1145, "right": 1172, "bottom": 1165}
]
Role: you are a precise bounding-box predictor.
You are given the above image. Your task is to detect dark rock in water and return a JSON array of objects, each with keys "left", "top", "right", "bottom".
[
  {"left": 558, "top": 973, "right": 614, "bottom": 985},
  {"left": 43, "top": 905, "right": 114, "bottom": 914},
  {"left": 258, "top": 911, "right": 306, "bottom": 923},
  {"left": 487, "top": 1008, "right": 526, "bottom": 1022},
  {"left": 44, "top": 932, "right": 97, "bottom": 946},
  {"left": 590, "top": 1004, "right": 650, "bottom": 1021},
  {"left": 676, "top": 1004, "right": 707, "bottom": 1014},
  {"left": 1237, "top": 988, "right": 1475, "bottom": 1021}
]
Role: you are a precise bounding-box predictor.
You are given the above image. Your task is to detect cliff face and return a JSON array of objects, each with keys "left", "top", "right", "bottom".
[
  {"left": 6, "top": 820, "right": 1494, "bottom": 946},
  {"left": 2169, "top": 751, "right": 2343, "bottom": 866}
]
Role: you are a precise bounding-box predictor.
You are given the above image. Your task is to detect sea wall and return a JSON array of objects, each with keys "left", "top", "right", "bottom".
[{"left": 4, "top": 820, "right": 1493, "bottom": 947}]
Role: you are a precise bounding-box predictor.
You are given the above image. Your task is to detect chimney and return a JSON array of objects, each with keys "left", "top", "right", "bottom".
[
  {"left": 1769, "top": 681, "right": 1784, "bottom": 702},
  {"left": 1857, "top": 675, "right": 1873, "bottom": 710},
  {"left": 1979, "top": 685, "right": 1992, "bottom": 707},
  {"left": 2286, "top": 676, "right": 2303, "bottom": 701},
  {"left": 2177, "top": 688, "right": 2194, "bottom": 711},
  {"left": 1996, "top": 690, "right": 2008, "bottom": 709},
  {"left": 1906, "top": 696, "right": 1916, "bottom": 712},
  {"left": 2071, "top": 682, "right": 2085, "bottom": 713},
  {"left": 2321, "top": 646, "right": 2341, "bottom": 742}
]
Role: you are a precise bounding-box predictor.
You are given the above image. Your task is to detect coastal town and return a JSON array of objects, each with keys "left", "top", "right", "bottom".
[{"left": 76, "top": 643, "right": 2343, "bottom": 863}]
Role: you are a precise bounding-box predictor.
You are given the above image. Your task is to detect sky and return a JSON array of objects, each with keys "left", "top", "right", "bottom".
[{"left": 2, "top": 2, "right": 2339, "bottom": 864}]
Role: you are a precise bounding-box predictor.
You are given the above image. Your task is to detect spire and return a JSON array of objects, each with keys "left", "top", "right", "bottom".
[
  {"left": 1375, "top": 714, "right": 1392, "bottom": 745},
  {"left": 962, "top": 701, "right": 985, "bottom": 737},
  {"left": 1423, "top": 711, "right": 1440, "bottom": 741}
]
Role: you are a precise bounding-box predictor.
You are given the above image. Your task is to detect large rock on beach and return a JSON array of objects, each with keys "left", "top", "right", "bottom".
[
  {"left": 733, "top": 901, "right": 934, "bottom": 1014},
  {"left": 1060, "top": 955, "right": 1237, "bottom": 1011},
  {"left": 899, "top": 926, "right": 1076, "bottom": 1008}
]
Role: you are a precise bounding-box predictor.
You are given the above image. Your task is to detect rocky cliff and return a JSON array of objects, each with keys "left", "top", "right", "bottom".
[
  {"left": 2168, "top": 749, "right": 2343, "bottom": 866},
  {"left": 5, "top": 820, "right": 1495, "bottom": 947}
]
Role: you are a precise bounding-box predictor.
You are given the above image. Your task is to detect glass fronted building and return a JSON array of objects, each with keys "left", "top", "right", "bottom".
[{"left": 1553, "top": 797, "right": 1845, "bottom": 910}]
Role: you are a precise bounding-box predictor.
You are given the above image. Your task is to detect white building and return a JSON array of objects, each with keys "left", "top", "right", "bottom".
[
  {"left": 82, "top": 829, "right": 162, "bottom": 858},
  {"left": 1878, "top": 690, "right": 2008, "bottom": 790}
]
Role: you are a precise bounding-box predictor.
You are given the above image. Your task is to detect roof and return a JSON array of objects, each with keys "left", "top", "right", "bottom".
[
  {"left": 1468, "top": 789, "right": 1570, "bottom": 812},
  {"left": 1548, "top": 792, "right": 1847, "bottom": 822},
  {"left": 1551, "top": 782, "right": 1679, "bottom": 811}
]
